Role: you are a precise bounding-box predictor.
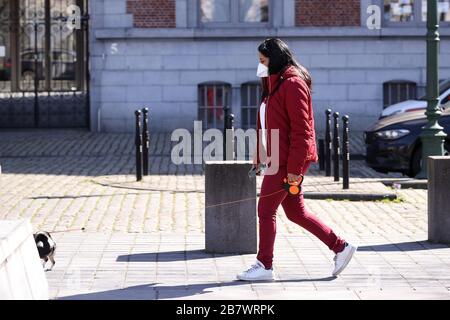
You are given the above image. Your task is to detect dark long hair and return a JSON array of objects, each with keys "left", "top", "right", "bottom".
[
  {"left": 260, "top": 77, "right": 269, "bottom": 100},
  {"left": 258, "top": 38, "right": 312, "bottom": 98}
]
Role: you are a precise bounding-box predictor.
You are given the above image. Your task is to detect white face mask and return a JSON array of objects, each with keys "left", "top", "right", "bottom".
[{"left": 257, "top": 63, "right": 269, "bottom": 78}]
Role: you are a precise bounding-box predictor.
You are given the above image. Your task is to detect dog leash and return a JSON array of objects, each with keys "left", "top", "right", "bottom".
[
  {"left": 204, "top": 188, "right": 287, "bottom": 209},
  {"left": 88, "top": 174, "right": 304, "bottom": 219},
  {"left": 49, "top": 227, "right": 86, "bottom": 234},
  {"left": 168, "top": 178, "right": 303, "bottom": 217},
  {"left": 45, "top": 182, "right": 302, "bottom": 231},
  {"left": 44, "top": 192, "right": 289, "bottom": 233}
]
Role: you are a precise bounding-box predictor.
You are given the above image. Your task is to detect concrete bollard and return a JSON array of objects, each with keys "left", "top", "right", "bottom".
[
  {"left": 205, "top": 161, "right": 257, "bottom": 254},
  {"left": 428, "top": 156, "right": 450, "bottom": 243}
]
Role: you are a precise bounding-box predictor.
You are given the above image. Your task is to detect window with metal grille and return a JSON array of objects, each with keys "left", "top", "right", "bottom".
[
  {"left": 198, "top": 82, "right": 231, "bottom": 129},
  {"left": 241, "top": 82, "right": 261, "bottom": 129},
  {"left": 383, "top": 80, "right": 417, "bottom": 108}
]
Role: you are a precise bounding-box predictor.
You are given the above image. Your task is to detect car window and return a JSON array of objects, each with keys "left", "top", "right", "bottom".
[
  {"left": 441, "top": 81, "right": 450, "bottom": 95},
  {"left": 52, "top": 51, "right": 75, "bottom": 62},
  {"left": 444, "top": 94, "right": 450, "bottom": 103},
  {"left": 59, "top": 52, "right": 75, "bottom": 62},
  {"left": 22, "top": 52, "right": 35, "bottom": 60},
  {"left": 442, "top": 94, "right": 450, "bottom": 109},
  {"left": 22, "top": 51, "right": 44, "bottom": 61},
  {"left": 418, "top": 79, "right": 450, "bottom": 100}
]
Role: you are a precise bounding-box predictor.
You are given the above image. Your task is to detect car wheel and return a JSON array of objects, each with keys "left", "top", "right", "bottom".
[{"left": 409, "top": 142, "right": 450, "bottom": 177}]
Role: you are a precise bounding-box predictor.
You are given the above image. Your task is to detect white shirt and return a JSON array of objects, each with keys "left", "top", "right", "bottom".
[{"left": 259, "top": 102, "right": 267, "bottom": 151}]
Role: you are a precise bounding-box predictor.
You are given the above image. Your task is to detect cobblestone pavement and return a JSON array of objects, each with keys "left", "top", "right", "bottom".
[
  {"left": 0, "top": 130, "right": 366, "bottom": 159},
  {"left": 1, "top": 130, "right": 449, "bottom": 300}
]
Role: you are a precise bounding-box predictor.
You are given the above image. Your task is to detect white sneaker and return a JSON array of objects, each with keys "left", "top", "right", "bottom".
[
  {"left": 332, "top": 243, "right": 357, "bottom": 277},
  {"left": 237, "top": 260, "right": 274, "bottom": 281}
]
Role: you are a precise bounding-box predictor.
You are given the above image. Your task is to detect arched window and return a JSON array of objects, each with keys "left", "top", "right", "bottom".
[
  {"left": 241, "top": 81, "right": 262, "bottom": 129},
  {"left": 383, "top": 80, "right": 417, "bottom": 109},
  {"left": 198, "top": 82, "right": 231, "bottom": 129}
]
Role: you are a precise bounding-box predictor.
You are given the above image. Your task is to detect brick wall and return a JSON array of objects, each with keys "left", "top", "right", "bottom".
[
  {"left": 295, "top": 0, "right": 360, "bottom": 26},
  {"left": 126, "top": 0, "right": 176, "bottom": 28}
]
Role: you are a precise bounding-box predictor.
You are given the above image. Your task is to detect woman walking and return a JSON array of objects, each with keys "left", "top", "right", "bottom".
[{"left": 237, "top": 38, "right": 357, "bottom": 281}]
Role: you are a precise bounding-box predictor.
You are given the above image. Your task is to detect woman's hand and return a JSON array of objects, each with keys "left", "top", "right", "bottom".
[
  {"left": 287, "top": 173, "right": 303, "bottom": 185},
  {"left": 252, "top": 164, "right": 261, "bottom": 173},
  {"left": 248, "top": 164, "right": 261, "bottom": 178},
  {"left": 250, "top": 147, "right": 264, "bottom": 176}
]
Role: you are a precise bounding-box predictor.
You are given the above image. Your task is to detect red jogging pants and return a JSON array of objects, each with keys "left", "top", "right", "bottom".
[{"left": 256, "top": 165, "right": 346, "bottom": 270}]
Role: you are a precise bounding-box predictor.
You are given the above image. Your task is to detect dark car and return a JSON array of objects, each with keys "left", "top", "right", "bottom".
[
  {"left": 365, "top": 109, "right": 450, "bottom": 177},
  {"left": 21, "top": 49, "right": 76, "bottom": 81},
  {"left": 380, "top": 79, "right": 450, "bottom": 119},
  {"left": 0, "top": 49, "right": 76, "bottom": 81}
]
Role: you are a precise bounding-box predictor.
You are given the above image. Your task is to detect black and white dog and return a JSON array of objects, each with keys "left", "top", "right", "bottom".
[{"left": 34, "top": 231, "right": 56, "bottom": 271}]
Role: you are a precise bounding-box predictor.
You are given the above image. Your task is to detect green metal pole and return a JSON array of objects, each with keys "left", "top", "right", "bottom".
[{"left": 416, "top": 0, "right": 447, "bottom": 179}]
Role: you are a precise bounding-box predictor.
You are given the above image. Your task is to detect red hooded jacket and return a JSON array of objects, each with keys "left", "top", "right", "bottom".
[{"left": 256, "top": 65, "right": 319, "bottom": 176}]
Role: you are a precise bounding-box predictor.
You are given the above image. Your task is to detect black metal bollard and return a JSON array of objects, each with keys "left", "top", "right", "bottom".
[
  {"left": 319, "top": 139, "right": 325, "bottom": 171},
  {"left": 227, "top": 113, "right": 235, "bottom": 160},
  {"left": 142, "top": 108, "right": 150, "bottom": 176},
  {"left": 325, "top": 109, "right": 332, "bottom": 176},
  {"left": 135, "top": 110, "right": 143, "bottom": 182},
  {"left": 228, "top": 113, "right": 236, "bottom": 161},
  {"left": 342, "top": 115, "right": 350, "bottom": 190},
  {"left": 333, "top": 112, "right": 340, "bottom": 182},
  {"left": 223, "top": 106, "right": 230, "bottom": 160}
]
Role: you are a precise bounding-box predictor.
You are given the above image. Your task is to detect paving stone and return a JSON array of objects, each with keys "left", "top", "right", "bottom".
[{"left": 1, "top": 131, "right": 448, "bottom": 300}]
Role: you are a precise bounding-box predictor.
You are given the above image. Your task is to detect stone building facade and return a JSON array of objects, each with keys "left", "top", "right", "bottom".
[{"left": 90, "top": 0, "right": 450, "bottom": 132}]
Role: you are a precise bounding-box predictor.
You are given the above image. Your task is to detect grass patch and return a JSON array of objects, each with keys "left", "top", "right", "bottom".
[{"left": 376, "top": 197, "right": 405, "bottom": 204}]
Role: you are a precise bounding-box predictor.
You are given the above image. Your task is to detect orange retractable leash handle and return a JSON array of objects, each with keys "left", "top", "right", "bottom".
[{"left": 283, "top": 175, "right": 304, "bottom": 196}]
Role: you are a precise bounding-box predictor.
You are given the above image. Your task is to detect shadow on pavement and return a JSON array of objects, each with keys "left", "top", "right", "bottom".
[
  {"left": 117, "top": 250, "right": 239, "bottom": 262},
  {"left": 358, "top": 241, "right": 450, "bottom": 252},
  {"left": 57, "top": 277, "right": 337, "bottom": 300},
  {"left": 27, "top": 193, "right": 143, "bottom": 200}
]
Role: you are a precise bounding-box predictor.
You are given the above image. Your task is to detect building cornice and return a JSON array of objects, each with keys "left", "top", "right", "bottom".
[{"left": 95, "top": 27, "right": 450, "bottom": 40}]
